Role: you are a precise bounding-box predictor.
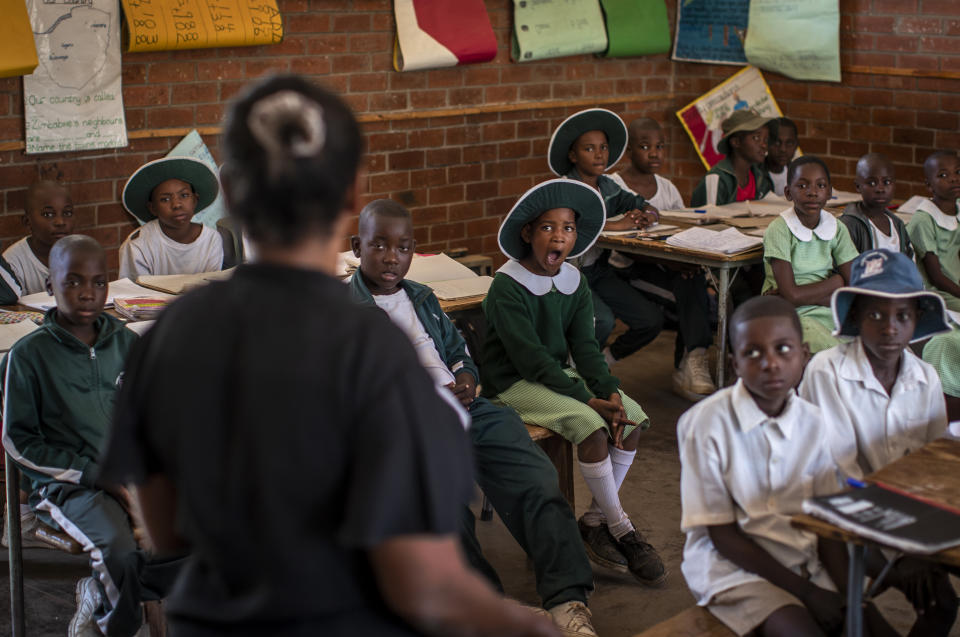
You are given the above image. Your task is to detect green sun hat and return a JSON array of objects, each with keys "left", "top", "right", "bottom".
[
  {"left": 547, "top": 108, "right": 627, "bottom": 176},
  {"left": 717, "top": 109, "right": 773, "bottom": 156},
  {"left": 122, "top": 157, "right": 220, "bottom": 224},
  {"left": 498, "top": 179, "right": 606, "bottom": 261}
]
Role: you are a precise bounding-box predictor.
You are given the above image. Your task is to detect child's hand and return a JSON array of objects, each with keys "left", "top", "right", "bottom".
[
  {"left": 638, "top": 204, "right": 659, "bottom": 228},
  {"left": 800, "top": 585, "right": 845, "bottom": 634},
  {"left": 588, "top": 394, "right": 635, "bottom": 448},
  {"left": 893, "top": 557, "right": 943, "bottom": 611},
  {"left": 451, "top": 372, "right": 477, "bottom": 407}
]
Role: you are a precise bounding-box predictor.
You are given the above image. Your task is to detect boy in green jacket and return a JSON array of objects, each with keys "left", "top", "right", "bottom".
[
  {"left": 691, "top": 109, "right": 774, "bottom": 207},
  {"left": 349, "top": 199, "right": 598, "bottom": 636},
  {"left": 2, "top": 235, "right": 181, "bottom": 637}
]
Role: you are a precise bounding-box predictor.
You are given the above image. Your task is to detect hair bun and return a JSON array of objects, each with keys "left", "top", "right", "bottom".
[{"left": 248, "top": 90, "right": 326, "bottom": 175}]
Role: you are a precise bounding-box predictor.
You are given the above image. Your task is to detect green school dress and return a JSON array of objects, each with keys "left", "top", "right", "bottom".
[
  {"left": 762, "top": 209, "right": 859, "bottom": 353},
  {"left": 923, "top": 326, "right": 960, "bottom": 399},
  {"left": 906, "top": 200, "right": 960, "bottom": 312}
]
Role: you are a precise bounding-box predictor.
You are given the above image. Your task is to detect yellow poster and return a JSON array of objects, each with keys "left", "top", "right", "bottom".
[
  {"left": 121, "top": 0, "right": 283, "bottom": 53},
  {"left": 0, "top": 0, "right": 39, "bottom": 78}
]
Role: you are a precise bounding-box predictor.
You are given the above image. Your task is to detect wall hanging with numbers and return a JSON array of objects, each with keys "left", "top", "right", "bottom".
[{"left": 120, "top": 0, "right": 283, "bottom": 52}]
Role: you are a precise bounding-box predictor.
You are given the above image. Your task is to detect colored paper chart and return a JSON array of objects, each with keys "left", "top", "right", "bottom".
[
  {"left": 121, "top": 0, "right": 282, "bottom": 53},
  {"left": 512, "top": 0, "right": 608, "bottom": 63},
  {"left": 599, "top": 0, "right": 671, "bottom": 58},
  {"left": 744, "top": 0, "right": 841, "bottom": 82},
  {"left": 0, "top": 0, "right": 39, "bottom": 78},
  {"left": 675, "top": 66, "right": 783, "bottom": 169},
  {"left": 672, "top": 0, "right": 748, "bottom": 65},
  {"left": 393, "top": 0, "right": 496, "bottom": 72}
]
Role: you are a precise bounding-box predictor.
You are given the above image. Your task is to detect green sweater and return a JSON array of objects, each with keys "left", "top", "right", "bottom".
[
  {"left": 2, "top": 311, "right": 137, "bottom": 492},
  {"left": 690, "top": 157, "right": 773, "bottom": 207},
  {"left": 480, "top": 268, "right": 619, "bottom": 403}
]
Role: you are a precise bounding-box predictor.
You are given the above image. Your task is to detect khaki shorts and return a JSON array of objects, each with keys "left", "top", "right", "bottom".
[{"left": 707, "top": 580, "right": 805, "bottom": 636}]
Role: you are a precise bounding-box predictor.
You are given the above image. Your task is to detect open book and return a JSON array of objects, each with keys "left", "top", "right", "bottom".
[
  {"left": 19, "top": 279, "right": 174, "bottom": 311},
  {"left": 137, "top": 269, "right": 235, "bottom": 295},
  {"left": 665, "top": 227, "right": 763, "bottom": 255},
  {"left": 0, "top": 319, "right": 39, "bottom": 352},
  {"left": 340, "top": 251, "right": 493, "bottom": 301}
]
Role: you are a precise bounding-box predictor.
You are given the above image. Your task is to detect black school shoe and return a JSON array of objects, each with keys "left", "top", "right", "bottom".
[
  {"left": 578, "top": 517, "right": 628, "bottom": 572},
  {"left": 616, "top": 530, "right": 667, "bottom": 586}
]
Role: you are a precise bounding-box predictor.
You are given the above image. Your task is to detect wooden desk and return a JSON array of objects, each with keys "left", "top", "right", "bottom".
[
  {"left": 792, "top": 438, "right": 960, "bottom": 636},
  {"left": 595, "top": 235, "right": 763, "bottom": 387}
]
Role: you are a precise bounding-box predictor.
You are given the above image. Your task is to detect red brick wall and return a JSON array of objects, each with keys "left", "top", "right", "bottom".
[{"left": 0, "top": 0, "right": 958, "bottom": 274}]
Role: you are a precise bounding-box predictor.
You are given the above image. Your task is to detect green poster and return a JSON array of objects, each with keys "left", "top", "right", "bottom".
[
  {"left": 511, "top": 0, "right": 608, "bottom": 63},
  {"left": 744, "top": 0, "right": 840, "bottom": 82},
  {"left": 600, "top": 0, "right": 671, "bottom": 58}
]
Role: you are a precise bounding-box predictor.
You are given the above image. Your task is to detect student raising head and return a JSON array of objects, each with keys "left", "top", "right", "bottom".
[
  {"left": 691, "top": 109, "right": 774, "bottom": 207},
  {"left": 3, "top": 180, "right": 76, "bottom": 294},
  {"left": 761, "top": 156, "right": 859, "bottom": 353},
  {"left": 99, "top": 75, "right": 557, "bottom": 637}
]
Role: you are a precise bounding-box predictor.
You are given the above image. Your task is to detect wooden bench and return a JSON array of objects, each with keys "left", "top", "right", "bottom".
[{"left": 634, "top": 607, "right": 734, "bottom": 637}]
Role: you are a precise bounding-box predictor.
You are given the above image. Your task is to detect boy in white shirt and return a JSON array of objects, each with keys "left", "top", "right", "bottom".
[
  {"left": 679, "top": 295, "right": 895, "bottom": 636},
  {"left": 3, "top": 180, "right": 76, "bottom": 294},
  {"left": 800, "top": 248, "right": 958, "bottom": 635},
  {"left": 118, "top": 157, "right": 226, "bottom": 280}
]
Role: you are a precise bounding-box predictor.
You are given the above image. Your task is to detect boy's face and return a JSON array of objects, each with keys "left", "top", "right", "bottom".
[
  {"left": 567, "top": 130, "right": 609, "bottom": 178},
  {"left": 519, "top": 207, "right": 577, "bottom": 277},
  {"left": 627, "top": 129, "right": 666, "bottom": 175},
  {"left": 46, "top": 249, "right": 108, "bottom": 333},
  {"left": 351, "top": 214, "right": 415, "bottom": 295},
  {"left": 730, "top": 315, "right": 808, "bottom": 416},
  {"left": 147, "top": 178, "right": 198, "bottom": 231},
  {"left": 730, "top": 127, "right": 768, "bottom": 164},
  {"left": 853, "top": 296, "right": 917, "bottom": 367},
  {"left": 854, "top": 159, "right": 895, "bottom": 210},
  {"left": 768, "top": 125, "right": 798, "bottom": 170},
  {"left": 785, "top": 162, "right": 831, "bottom": 223},
  {"left": 925, "top": 154, "right": 960, "bottom": 203},
  {"left": 25, "top": 186, "right": 75, "bottom": 247}
]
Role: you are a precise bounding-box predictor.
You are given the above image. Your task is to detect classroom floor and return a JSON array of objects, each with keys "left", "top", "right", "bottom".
[{"left": 0, "top": 329, "right": 955, "bottom": 636}]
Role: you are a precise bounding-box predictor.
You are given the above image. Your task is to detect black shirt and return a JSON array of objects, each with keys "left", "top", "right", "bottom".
[{"left": 101, "top": 263, "right": 473, "bottom": 634}]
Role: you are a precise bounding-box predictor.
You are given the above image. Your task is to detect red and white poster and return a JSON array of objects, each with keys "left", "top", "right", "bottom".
[{"left": 393, "top": 0, "right": 497, "bottom": 72}]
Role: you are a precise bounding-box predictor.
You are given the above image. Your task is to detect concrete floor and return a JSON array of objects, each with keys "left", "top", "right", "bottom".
[{"left": 0, "top": 329, "right": 956, "bottom": 635}]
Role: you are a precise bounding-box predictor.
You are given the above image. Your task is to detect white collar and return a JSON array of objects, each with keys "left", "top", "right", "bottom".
[
  {"left": 730, "top": 378, "right": 799, "bottom": 439},
  {"left": 837, "top": 339, "right": 928, "bottom": 395},
  {"left": 915, "top": 199, "right": 959, "bottom": 231},
  {"left": 497, "top": 260, "right": 580, "bottom": 296},
  {"left": 780, "top": 207, "right": 838, "bottom": 241}
]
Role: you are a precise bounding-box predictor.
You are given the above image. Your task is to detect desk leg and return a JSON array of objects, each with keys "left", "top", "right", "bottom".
[
  {"left": 846, "top": 542, "right": 865, "bottom": 637},
  {"left": 716, "top": 267, "right": 729, "bottom": 387}
]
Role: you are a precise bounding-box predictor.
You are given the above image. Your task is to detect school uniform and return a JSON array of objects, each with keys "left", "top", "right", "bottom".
[
  {"left": 800, "top": 339, "right": 946, "bottom": 477},
  {"left": 481, "top": 260, "right": 648, "bottom": 444},
  {"left": 99, "top": 263, "right": 474, "bottom": 636},
  {"left": 839, "top": 202, "right": 913, "bottom": 257},
  {"left": 0, "top": 254, "right": 22, "bottom": 303},
  {"left": 1, "top": 310, "right": 181, "bottom": 637},
  {"left": 762, "top": 208, "right": 859, "bottom": 353},
  {"left": 117, "top": 219, "right": 224, "bottom": 280},
  {"left": 924, "top": 327, "right": 960, "bottom": 399},
  {"left": 690, "top": 158, "right": 774, "bottom": 207},
  {"left": 679, "top": 380, "right": 843, "bottom": 636},
  {"left": 563, "top": 169, "right": 662, "bottom": 358},
  {"left": 3, "top": 236, "right": 47, "bottom": 295},
  {"left": 769, "top": 165, "right": 787, "bottom": 197},
  {"left": 609, "top": 173, "right": 683, "bottom": 211},
  {"left": 348, "top": 273, "right": 593, "bottom": 610},
  {"left": 907, "top": 200, "right": 960, "bottom": 312}
]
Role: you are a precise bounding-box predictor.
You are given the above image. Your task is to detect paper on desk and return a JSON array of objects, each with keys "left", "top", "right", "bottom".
[
  {"left": 125, "top": 320, "right": 155, "bottom": 336},
  {"left": 666, "top": 227, "right": 763, "bottom": 255},
  {"left": 19, "top": 278, "right": 173, "bottom": 311},
  {"left": 0, "top": 320, "right": 39, "bottom": 352},
  {"left": 601, "top": 224, "right": 680, "bottom": 237},
  {"left": 658, "top": 205, "right": 751, "bottom": 225},
  {"left": 897, "top": 195, "right": 928, "bottom": 215},
  {"left": 137, "top": 269, "right": 234, "bottom": 295},
  {"left": 427, "top": 276, "right": 493, "bottom": 301},
  {"left": 407, "top": 253, "right": 479, "bottom": 284}
]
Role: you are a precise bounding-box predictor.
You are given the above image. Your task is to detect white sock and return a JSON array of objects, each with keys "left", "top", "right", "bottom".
[
  {"left": 579, "top": 457, "right": 633, "bottom": 538},
  {"left": 609, "top": 445, "right": 636, "bottom": 491},
  {"left": 582, "top": 446, "right": 637, "bottom": 526}
]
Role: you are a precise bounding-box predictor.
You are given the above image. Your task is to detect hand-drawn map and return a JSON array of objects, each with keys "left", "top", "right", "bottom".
[{"left": 24, "top": 0, "right": 127, "bottom": 154}]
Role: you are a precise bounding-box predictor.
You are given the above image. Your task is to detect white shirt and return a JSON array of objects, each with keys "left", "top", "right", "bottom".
[
  {"left": 868, "top": 217, "right": 900, "bottom": 252},
  {"left": 373, "top": 289, "right": 457, "bottom": 387},
  {"left": 800, "top": 339, "right": 946, "bottom": 478},
  {"left": 610, "top": 172, "right": 685, "bottom": 211},
  {"left": 780, "top": 207, "right": 839, "bottom": 242},
  {"left": 770, "top": 166, "right": 788, "bottom": 197},
  {"left": 118, "top": 220, "right": 224, "bottom": 280},
  {"left": 3, "top": 237, "right": 48, "bottom": 295},
  {"left": 679, "top": 380, "right": 843, "bottom": 604}
]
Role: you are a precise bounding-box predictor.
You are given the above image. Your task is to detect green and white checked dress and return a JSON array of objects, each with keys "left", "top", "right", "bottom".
[
  {"left": 907, "top": 202, "right": 960, "bottom": 312},
  {"left": 924, "top": 326, "right": 960, "bottom": 398}
]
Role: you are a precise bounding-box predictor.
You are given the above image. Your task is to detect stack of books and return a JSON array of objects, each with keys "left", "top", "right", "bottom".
[{"left": 113, "top": 297, "right": 170, "bottom": 321}]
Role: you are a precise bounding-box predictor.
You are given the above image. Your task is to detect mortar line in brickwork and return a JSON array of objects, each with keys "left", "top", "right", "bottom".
[{"left": 0, "top": 93, "right": 674, "bottom": 152}]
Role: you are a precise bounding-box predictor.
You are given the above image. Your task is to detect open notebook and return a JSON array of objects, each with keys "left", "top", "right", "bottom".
[
  {"left": 137, "top": 268, "right": 235, "bottom": 295},
  {"left": 19, "top": 279, "right": 174, "bottom": 311},
  {"left": 340, "top": 251, "right": 493, "bottom": 301},
  {"left": 666, "top": 227, "right": 763, "bottom": 255},
  {"left": 0, "top": 319, "right": 39, "bottom": 352}
]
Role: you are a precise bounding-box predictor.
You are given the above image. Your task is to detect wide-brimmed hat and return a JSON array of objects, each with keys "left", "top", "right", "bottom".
[
  {"left": 547, "top": 108, "right": 627, "bottom": 176},
  {"left": 498, "top": 179, "right": 605, "bottom": 261},
  {"left": 832, "top": 249, "right": 950, "bottom": 342},
  {"left": 122, "top": 157, "right": 220, "bottom": 223},
  {"left": 717, "top": 109, "right": 773, "bottom": 156}
]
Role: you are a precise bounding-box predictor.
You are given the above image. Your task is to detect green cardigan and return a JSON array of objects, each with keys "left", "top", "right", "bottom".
[
  {"left": 690, "top": 157, "right": 773, "bottom": 207},
  {"left": 480, "top": 268, "right": 619, "bottom": 403}
]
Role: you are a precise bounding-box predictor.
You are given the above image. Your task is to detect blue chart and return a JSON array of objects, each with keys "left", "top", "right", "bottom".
[{"left": 672, "top": 0, "right": 749, "bottom": 65}]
